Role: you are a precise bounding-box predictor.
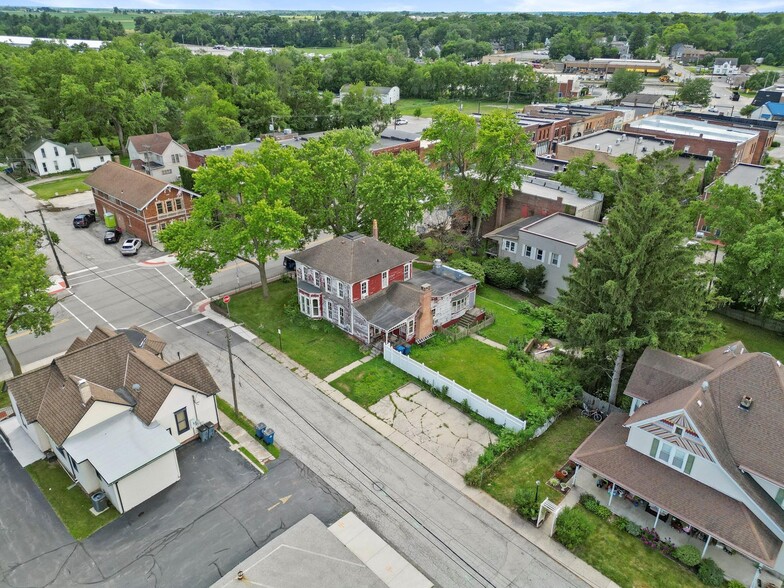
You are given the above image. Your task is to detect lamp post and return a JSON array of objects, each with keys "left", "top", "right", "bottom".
[
  {"left": 277, "top": 328, "right": 282, "bottom": 351},
  {"left": 535, "top": 480, "right": 541, "bottom": 503}
]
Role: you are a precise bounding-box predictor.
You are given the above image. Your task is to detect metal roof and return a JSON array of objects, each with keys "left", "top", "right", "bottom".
[
  {"left": 522, "top": 213, "right": 604, "bottom": 247},
  {"left": 629, "top": 115, "right": 759, "bottom": 144}
]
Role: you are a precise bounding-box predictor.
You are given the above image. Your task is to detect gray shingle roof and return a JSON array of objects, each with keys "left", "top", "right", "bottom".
[
  {"left": 354, "top": 281, "right": 421, "bottom": 331},
  {"left": 624, "top": 347, "right": 713, "bottom": 402},
  {"left": 65, "top": 142, "right": 112, "bottom": 158},
  {"left": 128, "top": 132, "right": 175, "bottom": 155},
  {"left": 289, "top": 234, "right": 417, "bottom": 284}
]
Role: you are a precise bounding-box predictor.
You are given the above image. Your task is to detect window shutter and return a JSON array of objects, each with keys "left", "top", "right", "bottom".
[
  {"left": 685, "top": 454, "right": 695, "bottom": 475},
  {"left": 649, "top": 438, "right": 659, "bottom": 457},
  {"left": 776, "top": 488, "right": 784, "bottom": 506}
]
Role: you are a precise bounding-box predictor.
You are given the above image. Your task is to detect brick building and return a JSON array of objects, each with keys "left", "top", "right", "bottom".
[
  {"left": 523, "top": 105, "right": 622, "bottom": 140},
  {"left": 85, "top": 162, "right": 200, "bottom": 248},
  {"left": 515, "top": 114, "right": 571, "bottom": 156}
]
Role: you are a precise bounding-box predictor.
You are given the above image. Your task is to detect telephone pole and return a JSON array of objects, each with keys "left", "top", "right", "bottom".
[
  {"left": 225, "top": 327, "right": 238, "bottom": 414},
  {"left": 26, "top": 208, "right": 69, "bottom": 289}
]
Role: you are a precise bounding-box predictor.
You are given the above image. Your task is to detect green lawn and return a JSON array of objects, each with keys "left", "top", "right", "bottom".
[
  {"left": 475, "top": 285, "right": 543, "bottom": 346},
  {"left": 412, "top": 337, "right": 540, "bottom": 416},
  {"left": 30, "top": 174, "right": 90, "bottom": 200},
  {"left": 217, "top": 397, "right": 280, "bottom": 459},
  {"left": 26, "top": 460, "right": 119, "bottom": 540},
  {"left": 703, "top": 312, "right": 784, "bottom": 359},
  {"left": 214, "top": 279, "right": 365, "bottom": 378},
  {"left": 571, "top": 505, "right": 703, "bottom": 588},
  {"left": 396, "top": 98, "right": 531, "bottom": 118},
  {"left": 482, "top": 411, "right": 597, "bottom": 505},
  {"left": 0, "top": 381, "right": 8, "bottom": 408},
  {"left": 332, "top": 356, "right": 414, "bottom": 408}
]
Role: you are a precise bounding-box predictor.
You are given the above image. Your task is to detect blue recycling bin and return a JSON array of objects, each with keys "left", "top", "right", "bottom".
[
  {"left": 255, "top": 422, "right": 267, "bottom": 439},
  {"left": 395, "top": 344, "right": 406, "bottom": 354},
  {"left": 262, "top": 428, "right": 275, "bottom": 445}
]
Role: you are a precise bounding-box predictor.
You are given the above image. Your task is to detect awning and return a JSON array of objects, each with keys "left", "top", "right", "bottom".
[{"left": 297, "top": 280, "right": 321, "bottom": 295}]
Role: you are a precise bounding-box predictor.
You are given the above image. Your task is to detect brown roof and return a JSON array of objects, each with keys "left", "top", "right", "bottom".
[
  {"left": 132, "top": 326, "right": 167, "bottom": 356},
  {"left": 691, "top": 341, "right": 745, "bottom": 369},
  {"left": 124, "top": 350, "right": 175, "bottom": 425},
  {"left": 66, "top": 338, "right": 87, "bottom": 354},
  {"left": 288, "top": 233, "right": 417, "bottom": 284},
  {"left": 572, "top": 413, "right": 782, "bottom": 567},
  {"left": 7, "top": 366, "right": 55, "bottom": 422},
  {"left": 85, "top": 162, "right": 168, "bottom": 210},
  {"left": 624, "top": 347, "right": 712, "bottom": 402},
  {"left": 128, "top": 132, "right": 174, "bottom": 155},
  {"left": 160, "top": 354, "right": 220, "bottom": 395}
]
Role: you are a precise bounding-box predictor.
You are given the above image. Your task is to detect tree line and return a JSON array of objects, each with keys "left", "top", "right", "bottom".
[{"left": 0, "top": 11, "right": 125, "bottom": 40}]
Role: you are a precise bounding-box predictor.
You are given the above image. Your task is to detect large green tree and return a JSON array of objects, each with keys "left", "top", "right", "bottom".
[
  {"left": 0, "top": 62, "right": 48, "bottom": 162},
  {"left": 556, "top": 158, "right": 717, "bottom": 405},
  {"left": 423, "top": 108, "right": 533, "bottom": 245},
  {"left": 336, "top": 83, "right": 394, "bottom": 133},
  {"left": 159, "top": 140, "right": 305, "bottom": 298},
  {"left": 694, "top": 180, "right": 761, "bottom": 245},
  {"left": 677, "top": 77, "right": 712, "bottom": 106},
  {"left": 0, "top": 215, "right": 56, "bottom": 377},
  {"left": 607, "top": 69, "right": 645, "bottom": 98}
]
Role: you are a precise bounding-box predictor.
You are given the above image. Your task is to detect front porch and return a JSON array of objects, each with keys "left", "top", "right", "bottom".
[{"left": 573, "top": 467, "right": 782, "bottom": 588}]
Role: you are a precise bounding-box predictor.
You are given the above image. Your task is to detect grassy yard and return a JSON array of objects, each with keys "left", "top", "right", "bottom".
[
  {"left": 26, "top": 460, "right": 119, "bottom": 540},
  {"left": 0, "top": 381, "right": 8, "bottom": 408},
  {"left": 571, "top": 505, "right": 703, "bottom": 588},
  {"left": 396, "top": 98, "right": 530, "bottom": 118},
  {"left": 30, "top": 173, "right": 90, "bottom": 200},
  {"left": 412, "top": 337, "right": 540, "bottom": 416},
  {"left": 214, "top": 279, "right": 366, "bottom": 378},
  {"left": 481, "top": 411, "right": 597, "bottom": 505},
  {"left": 704, "top": 312, "right": 784, "bottom": 359},
  {"left": 217, "top": 397, "right": 280, "bottom": 459},
  {"left": 332, "top": 356, "right": 413, "bottom": 408},
  {"left": 475, "top": 285, "right": 543, "bottom": 346}
]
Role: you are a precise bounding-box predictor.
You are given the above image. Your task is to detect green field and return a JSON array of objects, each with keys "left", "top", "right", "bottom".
[
  {"left": 396, "top": 98, "right": 531, "bottom": 118},
  {"left": 29, "top": 173, "right": 90, "bottom": 200},
  {"left": 332, "top": 356, "right": 413, "bottom": 408},
  {"left": 704, "top": 312, "right": 784, "bottom": 360}
]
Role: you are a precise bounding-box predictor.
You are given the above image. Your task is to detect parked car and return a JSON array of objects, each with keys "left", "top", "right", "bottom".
[
  {"left": 73, "top": 209, "right": 96, "bottom": 228},
  {"left": 104, "top": 228, "right": 123, "bottom": 244},
  {"left": 120, "top": 238, "right": 142, "bottom": 256},
  {"left": 395, "top": 118, "right": 408, "bottom": 125}
]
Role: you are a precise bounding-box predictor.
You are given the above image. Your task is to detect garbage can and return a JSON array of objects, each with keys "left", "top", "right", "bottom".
[
  {"left": 395, "top": 344, "right": 406, "bottom": 354},
  {"left": 91, "top": 492, "right": 108, "bottom": 513},
  {"left": 197, "top": 424, "right": 209, "bottom": 442},
  {"left": 255, "top": 422, "right": 267, "bottom": 439},
  {"left": 262, "top": 428, "right": 275, "bottom": 445},
  {"left": 205, "top": 421, "right": 215, "bottom": 440},
  {"left": 402, "top": 343, "right": 412, "bottom": 356}
]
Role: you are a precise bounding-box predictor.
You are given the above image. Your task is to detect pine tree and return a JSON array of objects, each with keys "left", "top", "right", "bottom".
[{"left": 556, "top": 158, "right": 718, "bottom": 405}]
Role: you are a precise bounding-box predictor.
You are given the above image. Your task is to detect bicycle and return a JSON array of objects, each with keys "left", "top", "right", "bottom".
[{"left": 581, "top": 403, "right": 606, "bottom": 422}]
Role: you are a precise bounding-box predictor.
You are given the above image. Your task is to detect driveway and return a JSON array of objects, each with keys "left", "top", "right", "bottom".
[
  {"left": 370, "top": 382, "right": 497, "bottom": 475},
  {"left": 0, "top": 437, "right": 351, "bottom": 587}
]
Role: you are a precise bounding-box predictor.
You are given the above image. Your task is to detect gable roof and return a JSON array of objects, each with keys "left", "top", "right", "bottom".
[
  {"left": 354, "top": 282, "right": 421, "bottom": 331},
  {"left": 65, "top": 142, "right": 111, "bottom": 159},
  {"left": 128, "top": 132, "right": 175, "bottom": 155},
  {"left": 521, "top": 213, "right": 604, "bottom": 247},
  {"left": 763, "top": 102, "right": 784, "bottom": 116},
  {"left": 624, "top": 347, "right": 713, "bottom": 402},
  {"left": 23, "top": 137, "right": 64, "bottom": 154},
  {"left": 85, "top": 162, "right": 169, "bottom": 210},
  {"left": 160, "top": 354, "right": 220, "bottom": 395},
  {"left": 288, "top": 234, "right": 417, "bottom": 284}
]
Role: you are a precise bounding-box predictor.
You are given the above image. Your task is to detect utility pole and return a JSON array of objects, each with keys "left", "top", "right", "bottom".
[
  {"left": 506, "top": 90, "right": 513, "bottom": 109},
  {"left": 225, "top": 326, "right": 238, "bottom": 415},
  {"left": 26, "top": 208, "right": 69, "bottom": 289}
]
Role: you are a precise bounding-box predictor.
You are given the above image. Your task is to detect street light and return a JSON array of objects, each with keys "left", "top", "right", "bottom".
[{"left": 535, "top": 480, "right": 541, "bottom": 503}]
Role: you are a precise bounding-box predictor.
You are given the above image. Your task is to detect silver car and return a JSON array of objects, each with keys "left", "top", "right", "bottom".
[{"left": 120, "top": 238, "right": 143, "bottom": 256}]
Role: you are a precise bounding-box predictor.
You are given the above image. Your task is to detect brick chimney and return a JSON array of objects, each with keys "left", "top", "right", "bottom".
[
  {"left": 415, "top": 284, "right": 433, "bottom": 341},
  {"left": 372, "top": 219, "right": 379, "bottom": 240}
]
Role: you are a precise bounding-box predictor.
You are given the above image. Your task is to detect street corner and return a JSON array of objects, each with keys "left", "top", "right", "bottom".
[
  {"left": 47, "top": 275, "right": 67, "bottom": 295},
  {"left": 138, "top": 253, "right": 178, "bottom": 267}
]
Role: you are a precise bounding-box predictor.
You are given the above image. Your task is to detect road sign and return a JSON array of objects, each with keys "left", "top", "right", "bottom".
[{"left": 223, "top": 295, "right": 231, "bottom": 304}]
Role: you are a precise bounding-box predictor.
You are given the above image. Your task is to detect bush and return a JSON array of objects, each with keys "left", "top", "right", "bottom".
[
  {"left": 514, "top": 487, "right": 539, "bottom": 520},
  {"left": 554, "top": 507, "right": 594, "bottom": 549},
  {"left": 482, "top": 257, "right": 526, "bottom": 289},
  {"left": 673, "top": 544, "right": 702, "bottom": 567},
  {"left": 697, "top": 558, "right": 724, "bottom": 587},
  {"left": 523, "top": 264, "right": 547, "bottom": 296},
  {"left": 613, "top": 516, "right": 629, "bottom": 532},
  {"left": 594, "top": 505, "right": 612, "bottom": 520},
  {"left": 772, "top": 141, "right": 781, "bottom": 148},
  {"left": 518, "top": 302, "right": 567, "bottom": 339},
  {"left": 624, "top": 521, "right": 641, "bottom": 537},
  {"left": 726, "top": 581, "right": 745, "bottom": 588},
  {"left": 579, "top": 493, "right": 599, "bottom": 509},
  {"left": 449, "top": 257, "right": 485, "bottom": 284}
]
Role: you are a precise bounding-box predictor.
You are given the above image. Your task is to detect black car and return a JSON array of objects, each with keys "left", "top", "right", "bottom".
[
  {"left": 104, "top": 228, "right": 123, "bottom": 244},
  {"left": 73, "top": 209, "right": 97, "bottom": 228}
]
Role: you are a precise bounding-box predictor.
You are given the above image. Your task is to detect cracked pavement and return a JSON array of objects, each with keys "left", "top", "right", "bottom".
[{"left": 370, "top": 383, "right": 497, "bottom": 475}]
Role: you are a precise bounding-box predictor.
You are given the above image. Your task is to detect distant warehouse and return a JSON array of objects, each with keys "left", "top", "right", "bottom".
[{"left": 0, "top": 35, "right": 106, "bottom": 49}]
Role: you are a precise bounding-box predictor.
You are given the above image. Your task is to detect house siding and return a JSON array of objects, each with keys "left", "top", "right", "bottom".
[
  {"left": 70, "top": 402, "right": 131, "bottom": 438},
  {"left": 152, "top": 385, "right": 219, "bottom": 445},
  {"left": 24, "top": 141, "right": 76, "bottom": 176},
  {"left": 10, "top": 393, "right": 51, "bottom": 452},
  {"left": 114, "top": 450, "right": 180, "bottom": 513},
  {"left": 73, "top": 459, "right": 100, "bottom": 494},
  {"left": 498, "top": 233, "right": 576, "bottom": 303}
]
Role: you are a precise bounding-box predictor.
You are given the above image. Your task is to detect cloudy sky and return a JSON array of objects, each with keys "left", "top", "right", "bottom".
[{"left": 18, "top": 0, "right": 784, "bottom": 12}]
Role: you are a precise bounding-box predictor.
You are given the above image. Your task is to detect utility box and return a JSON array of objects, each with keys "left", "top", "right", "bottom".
[{"left": 91, "top": 492, "right": 108, "bottom": 513}]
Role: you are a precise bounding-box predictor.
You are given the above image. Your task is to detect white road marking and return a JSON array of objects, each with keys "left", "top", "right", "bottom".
[
  {"left": 137, "top": 308, "right": 191, "bottom": 328},
  {"left": 69, "top": 294, "right": 116, "bottom": 330},
  {"left": 155, "top": 267, "right": 192, "bottom": 305},
  {"left": 69, "top": 268, "right": 146, "bottom": 286},
  {"left": 58, "top": 301, "right": 91, "bottom": 331},
  {"left": 169, "top": 264, "right": 207, "bottom": 298},
  {"left": 67, "top": 266, "right": 99, "bottom": 276},
  {"left": 176, "top": 316, "right": 210, "bottom": 329}
]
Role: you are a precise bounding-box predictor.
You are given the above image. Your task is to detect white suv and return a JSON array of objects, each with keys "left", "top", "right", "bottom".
[{"left": 120, "top": 238, "right": 143, "bottom": 256}]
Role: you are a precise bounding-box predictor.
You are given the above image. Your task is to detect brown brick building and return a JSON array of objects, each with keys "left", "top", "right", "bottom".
[{"left": 85, "top": 162, "right": 200, "bottom": 248}]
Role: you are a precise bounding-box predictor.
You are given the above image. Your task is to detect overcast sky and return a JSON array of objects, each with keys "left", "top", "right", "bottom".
[{"left": 21, "top": 0, "right": 784, "bottom": 13}]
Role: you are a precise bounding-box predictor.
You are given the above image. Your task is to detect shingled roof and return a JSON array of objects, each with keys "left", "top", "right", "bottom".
[
  {"left": 288, "top": 233, "right": 417, "bottom": 284},
  {"left": 623, "top": 347, "right": 713, "bottom": 403},
  {"left": 85, "top": 162, "right": 169, "bottom": 210},
  {"left": 128, "top": 132, "right": 175, "bottom": 155}
]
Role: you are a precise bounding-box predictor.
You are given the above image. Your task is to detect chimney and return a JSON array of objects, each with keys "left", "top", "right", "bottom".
[
  {"left": 739, "top": 395, "right": 753, "bottom": 411},
  {"left": 77, "top": 379, "right": 91, "bottom": 404},
  {"left": 372, "top": 219, "right": 379, "bottom": 240},
  {"left": 415, "top": 284, "right": 434, "bottom": 341},
  {"left": 433, "top": 259, "right": 442, "bottom": 274}
]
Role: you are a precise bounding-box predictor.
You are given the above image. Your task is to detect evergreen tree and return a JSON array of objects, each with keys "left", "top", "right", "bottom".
[{"left": 556, "top": 158, "right": 718, "bottom": 405}]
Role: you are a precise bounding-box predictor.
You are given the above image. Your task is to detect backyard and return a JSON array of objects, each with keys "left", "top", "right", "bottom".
[
  {"left": 213, "top": 278, "right": 366, "bottom": 378},
  {"left": 29, "top": 173, "right": 90, "bottom": 200},
  {"left": 475, "top": 285, "right": 544, "bottom": 346},
  {"left": 705, "top": 312, "right": 784, "bottom": 359},
  {"left": 26, "top": 460, "right": 119, "bottom": 540},
  {"left": 480, "top": 411, "right": 598, "bottom": 506}
]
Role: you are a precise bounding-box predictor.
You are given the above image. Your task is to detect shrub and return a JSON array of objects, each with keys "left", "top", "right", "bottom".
[
  {"left": 624, "top": 521, "right": 641, "bottom": 537},
  {"left": 482, "top": 257, "right": 526, "bottom": 289},
  {"left": 613, "top": 516, "right": 629, "bottom": 532},
  {"left": 554, "top": 507, "right": 594, "bottom": 549},
  {"left": 673, "top": 544, "right": 702, "bottom": 567},
  {"left": 523, "top": 264, "right": 547, "bottom": 296},
  {"left": 772, "top": 140, "right": 781, "bottom": 148},
  {"left": 514, "top": 487, "right": 539, "bottom": 520},
  {"left": 579, "top": 493, "right": 599, "bottom": 509},
  {"left": 449, "top": 258, "right": 485, "bottom": 284},
  {"left": 726, "top": 581, "right": 745, "bottom": 588},
  {"left": 518, "top": 302, "right": 567, "bottom": 339},
  {"left": 697, "top": 558, "right": 724, "bottom": 587},
  {"left": 594, "top": 505, "right": 612, "bottom": 520}
]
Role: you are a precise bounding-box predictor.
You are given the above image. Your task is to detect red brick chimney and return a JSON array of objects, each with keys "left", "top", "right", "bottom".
[
  {"left": 372, "top": 219, "right": 379, "bottom": 240},
  {"left": 415, "top": 284, "right": 433, "bottom": 341}
]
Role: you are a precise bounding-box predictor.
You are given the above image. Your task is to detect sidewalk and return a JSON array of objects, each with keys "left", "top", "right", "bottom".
[
  {"left": 0, "top": 173, "right": 40, "bottom": 202},
  {"left": 470, "top": 333, "right": 508, "bottom": 350},
  {"left": 324, "top": 355, "right": 373, "bottom": 383},
  {"left": 220, "top": 417, "right": 275, "bottom": 467}
]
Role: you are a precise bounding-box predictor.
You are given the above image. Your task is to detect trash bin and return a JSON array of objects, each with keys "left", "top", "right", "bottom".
[
  {"left": 205, "top": 421, "right": 215, "bottom": 440},
  {"left": 255, "top": 422, "right": 267, "bottom": 439},
  {"left": 262, "top": 428, "right": 275, "bottom": 445},
  {"left": 91, "top": 492, "right": 108, "bottom": 513},
  {"left": 197, "top": 424, "right": 209, "bottom": 442},
  {"left": 402, "top": 343, "right": 412, "bottom": 356},
  {"left": 395, "top": 344, "right": 406, "bottom": 354}
]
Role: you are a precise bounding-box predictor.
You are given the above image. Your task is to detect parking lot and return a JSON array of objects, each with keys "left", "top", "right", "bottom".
[{"left": 0, "top": 436, "right": 352, "bottom": 588}]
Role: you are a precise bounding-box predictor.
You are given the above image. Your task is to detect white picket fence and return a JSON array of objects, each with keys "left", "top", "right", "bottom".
[{"left": 383, "top": 344, "right": 527, "bottom": 432}]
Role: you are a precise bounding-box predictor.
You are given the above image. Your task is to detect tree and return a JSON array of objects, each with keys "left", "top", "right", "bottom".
[
  {"left": 740, "top": 104, "right": 756, "bottom": 117},
  {"left": 556, "top": 158, "right": 717, "bottom": 405},
  {"left": 694, "top": 180, "right": 761, "bottom": 245},
  {"left": 336, "top": 83, "right": 394, "bottom": 133},
  {"left": 607, "top": 69, "right": 644, "bottom": 98},
  {"left": 662, "top": 23, "right": 690, "bottom": 50},
  {"left": 628, "top": 24, "right": 649, "bottom": 58},
  {"left": 677, "top": 77, "right": 712, "bottom": 106},
  {"left": 180, "top": 83, "right": 249, "bottom": 150},
  {"left": 0, "top": 62, "right": 48, "bottom": 162},
  {"left": 0, "top": 215, "right": 56, "bottom": 377},
  {"left": 744, "top": 71, "right": 779, "bottom": 92},
  {"left": 159, "top": 140, "right": 306, "bottom": 298},
  {"left": 423, "top": 108, "right": 533, "bottom": 245}
]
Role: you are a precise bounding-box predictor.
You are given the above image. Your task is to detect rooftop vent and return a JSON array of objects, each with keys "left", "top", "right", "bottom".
[
  {"left": 701, "top": 381, "right": 709, "bottom": 392},
  {"left": 739, "top": 395, "right": 753, "bottom": 411}
]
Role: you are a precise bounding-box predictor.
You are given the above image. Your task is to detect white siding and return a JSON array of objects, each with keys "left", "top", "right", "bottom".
[
  {"left": 26, "top": 141, "right": 76, "bottom": 176},
  {"left": 114, "top": 450, "right": 180, "bottom": 513},
  {"left": 9, "top": 393, "right": 51, "bottom": 451},
  {"left": 751, "top": 473, "right": 784, "bottom": 505},
  {"left": 73, "top": 459, "right": 100, "bottom": 494},
  {"left": 151, "top": 386, "right": 219, "bottom": 445},
  {"left": 775, "top": 545, "right": 784, "bottom": 574},
  {"left": 100, "top": 475, "right": 122, "bottom": 512},
  {"left": 76, "top": 154, "right": 108, "bottom": 172},
  {"left": 70, "top": 402, "right": 131, "bottom": 437}
]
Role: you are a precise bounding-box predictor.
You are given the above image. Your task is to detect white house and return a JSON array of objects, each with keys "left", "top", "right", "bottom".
[
  {"left": 571, "top": 343, "right": 784, "bottom": 581},
  {"left": 339, "top": 84, "right": 400, "bottom": 105},
  {"left": 21, "top": 138, "right": 112, "bottom": 176},
  {"left": 127, "top": 132, "right": 190, "bottom": 182},
  {"left": 7, "top": 325, "right": 220, "bottom": 514},
  {"left": 713, "top": 58, "right": 740, "bottom": 76},
  {"left": 67, "top": 142, "right": 112, "bottom": 172}
]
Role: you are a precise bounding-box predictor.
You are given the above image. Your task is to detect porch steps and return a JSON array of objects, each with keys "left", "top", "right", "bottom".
[{"left": 456, "top": 314, "right": 474, "bottom": 329}]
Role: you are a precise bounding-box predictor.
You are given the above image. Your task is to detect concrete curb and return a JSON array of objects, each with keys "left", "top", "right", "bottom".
[{"left": 0, "top": 173, "right": 38, "bottom": 198}]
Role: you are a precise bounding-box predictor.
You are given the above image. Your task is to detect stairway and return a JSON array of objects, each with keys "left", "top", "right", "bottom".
[{"left": 457, "top": 314, "right": 474, "bottom": 329}]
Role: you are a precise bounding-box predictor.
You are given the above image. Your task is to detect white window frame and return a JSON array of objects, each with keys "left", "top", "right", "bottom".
[
  {"left": 54, "top": 161, "right": 59, "bottom": 171},
  {"left": 41, "top": 162, "right": 48, "bottom": 173},
  {"left": 337, "top": 281, "right": 345, "bottom": 299},
  {"left": 360, "top": 280, "right": 368, "bottom": 299},
  {"left": 40, "top": 147, "right": 46, "bottom": 158},
  {"left": 338, "top": 306, "right": 345, "bottom": 326},
  {"left": 382, "top": 270, "right": 388, "bottom": 288},
  {"left": 656, "top": 441, "right": 689, "bottom": 473},
  {"left": 407, "top": 318, "right": 415, "bottom": 335},
  {"left": 313, "top": 271, "right": 320, "bottom": 288},
  {"left": 549, "top": 252, "right": 561, "bottom": 267},
  {"left": 325, "top": 276, "right": 332, "bottom": 293},
  {"left": 451, "top": 296, "right": 468, "bottom": 313},
  {"left": 503, "top": 239, "right": 517, "bottom": 253},
  {"left": 535, "top": 249, "right": 544, "bottom": 262},
  {"left": 524, "top": 245, "right": 533, "bottom": 258},
  {"left": 327, "top": 300, "right": 333, "bottom": 321},
  {"left": 403, "top": 263, "right": 411, "bottom": 280}
]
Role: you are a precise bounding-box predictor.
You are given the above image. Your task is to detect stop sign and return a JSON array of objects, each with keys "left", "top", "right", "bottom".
[{"left": 223, "top": 295, "right": 231, "bottom": 304}]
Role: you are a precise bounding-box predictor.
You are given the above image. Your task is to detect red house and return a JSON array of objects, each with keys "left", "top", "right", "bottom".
[{"left": 288, "top": 232, "right": 479, "bottom": 346}]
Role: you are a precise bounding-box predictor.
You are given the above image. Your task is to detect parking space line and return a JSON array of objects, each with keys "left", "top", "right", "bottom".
[
  {"left": 176, "top": 316, "right": 209, "bottom": 329},
  {"left": 58, "top": 302, "right": 90, "bottom": 332},
  {"left": 69, "top": 294, "right": 116, "bottom": 330}
]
